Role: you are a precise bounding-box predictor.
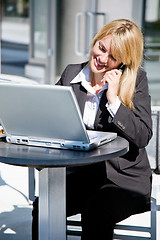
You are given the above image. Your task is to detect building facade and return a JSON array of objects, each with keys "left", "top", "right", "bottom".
[{"left": 1, "top": 0, "right": 160, "bottom": 104}]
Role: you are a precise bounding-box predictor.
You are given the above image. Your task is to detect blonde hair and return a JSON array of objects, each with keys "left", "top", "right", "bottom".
[{"left": 91, "top": 19, "right": 144, "bottom": 109}]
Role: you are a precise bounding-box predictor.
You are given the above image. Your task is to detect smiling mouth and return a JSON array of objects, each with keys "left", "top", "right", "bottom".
[{"left": 96, "top": 58, "right": 107, "bottom": 68}]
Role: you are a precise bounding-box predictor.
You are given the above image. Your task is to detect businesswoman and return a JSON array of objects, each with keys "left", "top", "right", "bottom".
[{"left": 32, "top": 19, "right": 152, "bottom": 240}]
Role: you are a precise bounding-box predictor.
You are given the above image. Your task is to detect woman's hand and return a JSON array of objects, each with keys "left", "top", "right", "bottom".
[{"left": 102, "top": 69, "right": 122, "bottom": 104}]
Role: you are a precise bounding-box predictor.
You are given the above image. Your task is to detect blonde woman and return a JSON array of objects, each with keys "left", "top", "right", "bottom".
[{"left": 32, "top": 19, "right": 152, "bottom": 240}]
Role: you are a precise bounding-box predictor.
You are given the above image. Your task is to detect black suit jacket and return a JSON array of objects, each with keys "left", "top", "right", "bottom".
[{"left": 57, "top": 62, "right": 152, "bottom": 197}]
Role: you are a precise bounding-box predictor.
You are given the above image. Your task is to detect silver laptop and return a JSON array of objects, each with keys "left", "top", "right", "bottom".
[{"left": 0, "top": 83, "right": 117, "bottom": 151}]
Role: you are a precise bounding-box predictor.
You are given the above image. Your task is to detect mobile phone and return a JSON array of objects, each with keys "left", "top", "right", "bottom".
[{"left": 118, "top": 63, "right": 125, "bottom": 73}]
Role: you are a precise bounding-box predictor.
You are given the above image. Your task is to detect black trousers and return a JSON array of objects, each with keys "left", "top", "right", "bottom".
[{"left": 32, "top": 162, "right": 150, "bottom": 240}]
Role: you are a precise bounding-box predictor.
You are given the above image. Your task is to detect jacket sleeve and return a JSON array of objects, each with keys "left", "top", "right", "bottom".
[{"left": 110, "top": 68, "right": 152, "bottom": 148}]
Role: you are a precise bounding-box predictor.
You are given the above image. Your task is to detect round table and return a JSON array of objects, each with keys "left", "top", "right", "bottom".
[{"left": 0, "top": 136, "right": 129, "bottom": 240}]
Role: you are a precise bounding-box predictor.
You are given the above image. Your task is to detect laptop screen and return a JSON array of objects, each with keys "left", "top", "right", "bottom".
[{"left": 0, "top": 83, "right": 89, "bottom": 143}]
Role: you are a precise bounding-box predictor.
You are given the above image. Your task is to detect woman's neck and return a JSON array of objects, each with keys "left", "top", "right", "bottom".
[{"left": 90, "top": 72, "right": 105, "bottom": 93}]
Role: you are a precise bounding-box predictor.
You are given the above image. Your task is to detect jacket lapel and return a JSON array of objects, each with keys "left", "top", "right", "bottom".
[
  {"left": 71, "top": 82, "right": 87, "bottom": 116},
  {"left": 73, "top": 86, "right": 109, "bottom": 130},
  {"left": 94, "top": 90, "right": 110, "bottom": 130}
]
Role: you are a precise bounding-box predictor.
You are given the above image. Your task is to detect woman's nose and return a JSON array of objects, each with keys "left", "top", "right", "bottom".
[{"left": 100, "top": 53, "right": 108, "bottom": 63}]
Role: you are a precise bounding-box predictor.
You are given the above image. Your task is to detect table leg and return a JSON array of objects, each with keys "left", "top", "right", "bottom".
[{"left": 39, "top": 168, "right": 66, "bottom": 240}]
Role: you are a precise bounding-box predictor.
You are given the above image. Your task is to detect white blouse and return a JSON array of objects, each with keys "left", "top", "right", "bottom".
[{"left": 70, "top": 65, "right": 121, "bottom": 129}]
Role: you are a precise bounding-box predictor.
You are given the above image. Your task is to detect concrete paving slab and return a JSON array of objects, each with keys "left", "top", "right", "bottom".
[
  {"left": 0, "top": 163, "right": 32, "bottom": 240},
  {"left": 0, "top": 162, "right": 160, "bottom": 240}
]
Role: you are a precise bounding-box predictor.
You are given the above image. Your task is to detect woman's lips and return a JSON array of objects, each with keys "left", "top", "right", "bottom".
[{"left": 95, "top": 58, "right": 106, "bottom": 69}]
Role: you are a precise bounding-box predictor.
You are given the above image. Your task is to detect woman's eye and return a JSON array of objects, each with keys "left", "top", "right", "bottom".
[
  {"left": 99, "top": 44, "right": 106, "bottom": 53},
  {"left": 110, "top": 55, "right": 116, "bottom": 61}
]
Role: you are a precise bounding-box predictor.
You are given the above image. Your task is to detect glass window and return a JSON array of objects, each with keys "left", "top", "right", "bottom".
[
  {"left": 30, "top": 0, "right": 47, "bottom": 61},
  {"left": 143, "top": 0, "right": 160, "bottom": 106},
  {"left": 4, "top": 0, "right": 29, "bottom": 18},
  {"left": 1, "top": 1, "right": 29, "bottom": 77}
]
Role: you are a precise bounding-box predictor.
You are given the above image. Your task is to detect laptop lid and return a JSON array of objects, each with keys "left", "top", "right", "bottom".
[
  {"left": 0, "top": 83, "right": 90, "bottom": 142},
  {"left": 0, "top": 83, "right": 117, "bottom": 151}
]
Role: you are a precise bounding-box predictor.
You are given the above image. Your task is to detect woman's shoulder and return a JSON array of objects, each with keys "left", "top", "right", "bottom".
[
  {"left": 57, "top": 62, "right": 88, "bottom": 85},
  {"left": 135, "top": 67, "right": 149, "bottom": 89},
  {"left": 62, "top": 61, "right": 88, "bottom": 79},
  {"left": 137, "top": 66, "right": 147, "bottom": 79}
]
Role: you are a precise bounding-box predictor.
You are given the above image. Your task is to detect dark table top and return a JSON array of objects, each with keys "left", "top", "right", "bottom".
[{"left": 0, "top": 137, "right": 129, "bottom": 168}]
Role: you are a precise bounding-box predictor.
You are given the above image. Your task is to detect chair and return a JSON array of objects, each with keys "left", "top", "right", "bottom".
[
  {"left": 66, "top": 185, "right": 159, "bottom": 239},
  {"left": 66, "top": 108, "right": 160, "bottom": 239},
  {"left": 146, "top": 107, "right": 160, "bottom": 174},
  {"left": 113, "top": 184, "right": 158, "bottom": 240}
]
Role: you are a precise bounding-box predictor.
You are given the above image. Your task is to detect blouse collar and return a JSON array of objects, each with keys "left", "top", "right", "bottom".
[{"left": 70, "top": 64, "right": 108, "bottom": 95}]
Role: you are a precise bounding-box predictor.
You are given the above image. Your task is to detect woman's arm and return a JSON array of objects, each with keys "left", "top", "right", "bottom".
[{"left": 110, "top": 68, "right": 152, "bottom": 148}]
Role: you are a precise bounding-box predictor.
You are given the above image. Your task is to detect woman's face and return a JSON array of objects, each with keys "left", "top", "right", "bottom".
[{"left": 90, "top": 35, "right": 120, "bottom": 76}]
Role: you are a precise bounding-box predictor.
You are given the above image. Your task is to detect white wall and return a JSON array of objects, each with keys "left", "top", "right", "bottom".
[{"left": 97, "top": 0, "right": 143, "bottom": 28}]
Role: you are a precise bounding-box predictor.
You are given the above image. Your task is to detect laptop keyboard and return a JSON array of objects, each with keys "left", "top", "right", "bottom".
[{"left": 88, "top": 134, "right": 101, "bottom": 141}]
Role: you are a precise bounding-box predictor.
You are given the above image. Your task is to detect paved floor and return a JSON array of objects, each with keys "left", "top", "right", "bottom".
[
  {"left": 0, "top": 162, "right": 160, "bottom": 240},
  {"left": 0, "top": 163, "right": 32, "bottom": 240}
]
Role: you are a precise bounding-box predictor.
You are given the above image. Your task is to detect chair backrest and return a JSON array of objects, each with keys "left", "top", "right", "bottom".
[{"left": 146, "top": 107, "right": 160, "bottom": 173}]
